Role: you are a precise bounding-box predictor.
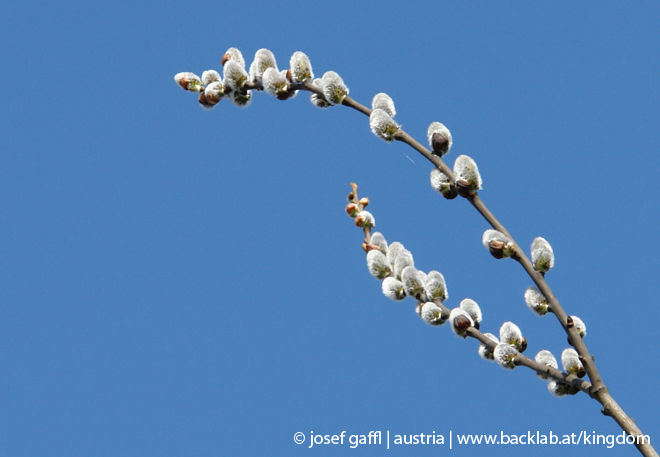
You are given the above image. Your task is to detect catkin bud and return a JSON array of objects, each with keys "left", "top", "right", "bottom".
[
  {"left": 249, "top": 48, "right": 278, "bottom": 84},
  {"left": 482, "top": 229, "right": 515, "bottom": 259},
  {"left": 202, "top": 70, "right": 221, "bottom": 86},
  {"left": 393, "top": 249, "right": 414, "bottom": 280},
  {"left": 453, "top": 155, "right": 482, "bottom": 196},
  {"left": 174, "top": 72, "right": 202, "bottom": 92},
  {"left": 531, "top": 237, "right": 555, "bottom": 273},
  {"left": 535, "top": 350, "right": 558, "bottom": 379},
  {"left": 500, "top": 322, "right": 526, "bottom": 352},
  {"left": 262, "top": 67, "right": 289, "bottom": 97},
  {"left": 229, "top": 90, "right": 252, "bottom": 108},
  {"left": 289, "top": 51, "right": 314, "bottom": 83},
  {"left": 449, "top": 308, "right": 474, "bottom": 338},
  {"left": 346, "top": 203, "right": 359, "bottom": 217},
  {"left": 354, "top": 210, "right": 375, "bottom": 228},
  {"left": 570, "top": 316, "right": 587, "bottom": 338},
  {"left": 547, "top": 381, "right": 568, "bottom": 397},
  {"left": 310, "top": 79, "right": 330, "bottom": 109},
  {"left": 321, "top": 71, "right": 349, "bottom": 105},
  {"left": 424, "top": 270, "right": 448, "bottom": 302},
  {"left": 367, "top": 250, "right": 392, "bottom": 280},
  {"left": 418, "top": 302, "right": 446, "bottom": 326},
  {"left": 401, "top": 266, "right": 426, "bottom": 297},
  {"left": 478, "top": 333, "right": 499, "bottom": 361},
  {"left": 524, "top": 286, "right": 549, "bottom": 316},
  {"left": 561, "top": 348, "right": 585, "bottom": 376},
  {"left": 223, "top": 60, "right": 249, "bottom": 90},
  {"left": 369, "top": 232, "right": 388, "bottom": 254},
  {"left": 385, "top": 242, "right": 404, "bottom": 267},
  {"left": 369, "top": 109, "right": 399, "bottom": 142},
  {"left": 204, "top": 81, "right": 225, "bottom": 105},
  {"left": 382, "top": 277, "right": 407, "bottom": 301},
  {"left": 371, "top": 93, "right": 396, "bottom": 118},
  {"left": 222, "top": 47, "right": 245, "bottom": 68},
  {"left": 459, "top": 299, "right": 482, "bottom": 329},
  {"left": 494, "top": 343, "right": 519, "bottom": 369},
  {"left": 429, "top": 168, "right": 458, "bottom": 199},
  {"left": 427, "top": 122, "right": 452, "bottom": 157}
]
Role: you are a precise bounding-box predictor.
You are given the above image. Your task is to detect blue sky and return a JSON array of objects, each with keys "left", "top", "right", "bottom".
[{"left": 1, "top": 1, "right": 659, "bottom": 456}]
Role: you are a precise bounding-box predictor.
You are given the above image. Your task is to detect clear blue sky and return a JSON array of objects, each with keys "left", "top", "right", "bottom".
[{"left": 1, "top": 1, "right": 659, "bottom": 456}]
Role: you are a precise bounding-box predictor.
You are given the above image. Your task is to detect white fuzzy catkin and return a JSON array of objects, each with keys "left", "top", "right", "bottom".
[
  {"left": 430, "top": 168, "right": 451, "bottom": 194},
  {"left": 223, "top": 60, "right": 249, "bottom": 90},
  {"left": 482, "top": 229, "right": 512, "bottom": 249},
  {"left": 424, "top": 270, "right": 448, "bottom": 302},
  {"left": 535, "top": 350, "right": 558, "bottom": 379},
  {"left": 369, "top": 109, "right": 399, "bottom": 142},
  {"left": 355, "top": 210, "right": 375, "bottom": 228},
  {"left": 224, "top": 47, "right": 246, "bottom": 68},
  {"left": 524, "top": 286, "right": 549, "bottom": 316},
  {"left": 174, "top": 72, "right": 202, "bottom": 92},
  {"left": 482, "top": 229, "right": 515, "bottom": 258},
  {"left": 371, "top": 93, "right": 396, "bottom": 117},
  {"left": 449, "top": 308, "right": 474, "bottom": 338},
  {"left": 494, "top": 343, "right": 519, "bottom": 369},
  {"left": 427, "top": 122, "right": 452, "bottom": 157},
  {"left": 393, "top": 249, "right": 414, "bottom": 280},
  {"left": 262, "top": 67, "right": 289, "bottom": 96},
  {"left": 289, "top": 51, "right": 314, "bottom": 83},
  {"left": 478, "top": 333, "right": 499, "bottom": 361},
  {"left": 369, "top": 108, "right": 399, "bottom": 143},
  {"left": 382, "top": 277, "right": 406, "bottom": 301},
  {"left": 369, "top": 232, "right": 388, "bottom": 254},
  {"left": 385, "top": 242, "right": 404, "bottom": 267},
  {"left": 310, "top": 79, "right": 329, "bottom": 109},
  {"left": 453, "top": 155, "right": 482, "bottom": 192},
  {"left": 561, "top": 348, "right": 583, "bottom": 374},
  {"left": 401, "top": 266, "right": 426, "bottom": 297},
  {"left": 367, "top": 250, "right": 391, "bottom": 280},
  {"left": 459, "top": 299, "right": 482, "bottom": 326},
  {"left": 204, "top": 81, "right": 225, "bottom": 104},
  {"left": 201, "top": 70, "right": 221, "bottom": 86},
  {"left": 499, "top": 322, "right": 524, "bottom": 350},
  {"left": 547, "top": 381, "right": 568, "bottom": 397},
  {"left": 571, "top": 316, "right": 587, "bottom": 338},
  {"left": 419, "top": 302, "right": 445, "bottom": 326},
  {"left": 249, "top": 48, "right": 278, "bottom": 84},
  {"left": 531, "top": 237, "right": 554, "bottom": 273},
  {"left": 321, "top": 71, "right": 349, "bottom": 105}
]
